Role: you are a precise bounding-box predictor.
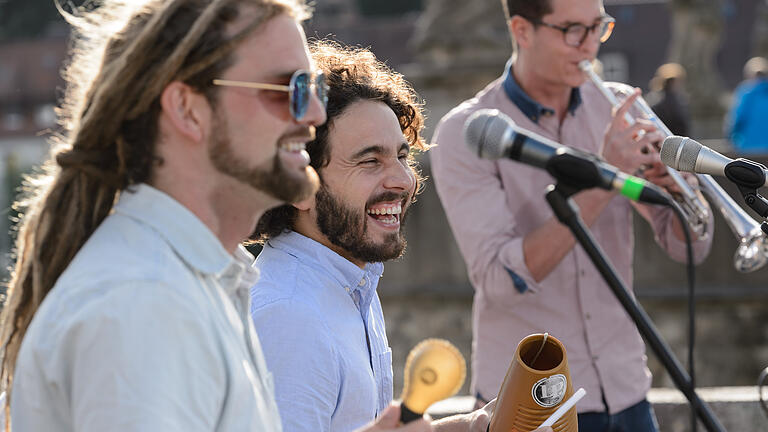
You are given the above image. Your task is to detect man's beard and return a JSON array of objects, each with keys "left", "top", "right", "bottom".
[
  {"left": 208, "top": 115, "right": 318, "bottom": 203},
  {"left": 315, "top": 183, "right": 410, "bottom": 263}
]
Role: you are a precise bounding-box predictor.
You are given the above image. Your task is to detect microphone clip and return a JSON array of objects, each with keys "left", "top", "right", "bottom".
[
  {"left": 544, "top": 149, "right": 607, "bottom": 198},
  {"left": 724, "top": 159, "right": 768, "bottom": 235}
]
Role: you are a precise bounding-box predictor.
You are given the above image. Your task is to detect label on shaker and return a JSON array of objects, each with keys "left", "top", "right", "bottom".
[{"left": 531, "top": 374, "right": 567, "bottom": 408}]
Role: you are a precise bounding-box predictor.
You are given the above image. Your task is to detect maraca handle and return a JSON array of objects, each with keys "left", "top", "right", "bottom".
[{"left": 399, "top": 404, "right": 422, "bottom": 424}]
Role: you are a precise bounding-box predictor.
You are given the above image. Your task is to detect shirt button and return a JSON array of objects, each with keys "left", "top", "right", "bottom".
[
  {"left": 358, "top": 278, "right": 366, "bottom": 287},
  {"left": 580, "top": 270, "right": 586, "bottom": 277},
  {"left": 585, "top": 313, "right": 591, "bottom": 320}
]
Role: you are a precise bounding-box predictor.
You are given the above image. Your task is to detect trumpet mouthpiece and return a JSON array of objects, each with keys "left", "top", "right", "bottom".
[{"left": 578, "top": 59, "right": 593, "bottom": 72}]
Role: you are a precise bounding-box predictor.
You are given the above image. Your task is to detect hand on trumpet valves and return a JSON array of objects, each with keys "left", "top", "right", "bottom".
[
  {"left": 642, "top": 162, "right": 700, "bottom": 196},
  {"left": 600, "top": 88, "right": 665, "bottom": 175}
]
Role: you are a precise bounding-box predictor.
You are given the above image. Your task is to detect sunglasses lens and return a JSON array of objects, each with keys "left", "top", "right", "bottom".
[
  {"left": 292, "top": 72, "right": 310, "bottom": 120},
  {"left": 315, "top": 73, "right": 329, "bottom": 110}
]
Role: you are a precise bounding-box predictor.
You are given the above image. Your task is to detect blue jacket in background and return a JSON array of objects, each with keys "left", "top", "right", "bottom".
[{"left": 728, "top": 78, "right": 768, "bottom": 154}]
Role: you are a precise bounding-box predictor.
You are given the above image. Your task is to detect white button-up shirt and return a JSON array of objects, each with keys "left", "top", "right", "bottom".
[{"left": 12, "top": 184, "right": 282, "bottom": 431}]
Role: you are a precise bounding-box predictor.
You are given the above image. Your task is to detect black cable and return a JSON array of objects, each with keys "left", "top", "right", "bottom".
[{"left": 666, "top": 199, "right": 696, "bottom": 432}]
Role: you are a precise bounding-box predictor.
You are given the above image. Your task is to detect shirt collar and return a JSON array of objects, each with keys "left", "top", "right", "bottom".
[
  {"left": 501, "top": 57, "right": 582, "bottom": 123},
  {"left": 266, "top": 231, "right": 384, "bottom": 310},
  {"left": 114, "top": 184, "right": 256, "bottom": 295}
]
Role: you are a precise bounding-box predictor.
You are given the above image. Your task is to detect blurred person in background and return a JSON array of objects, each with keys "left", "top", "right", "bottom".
[
  {"left": 429, "top": 0, "right": 713, "bottom": 431},
  {"left": 726, "top": 56, "right": 768, "bottom": 154},
  {"left": 646, "top": 62, "right": 690, "bottom": 137}
]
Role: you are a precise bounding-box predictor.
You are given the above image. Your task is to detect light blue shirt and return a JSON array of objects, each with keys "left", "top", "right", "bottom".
[
  {"left": 13, "top": 184, "right": 282, "bottom": 432},
  {"left": 251, "top": 231, "right": 393, "bottom": 432}
]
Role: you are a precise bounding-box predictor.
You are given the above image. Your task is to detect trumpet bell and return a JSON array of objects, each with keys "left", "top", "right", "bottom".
[{"left": 734, "top": 228, "right": 768, "bottom": 273}]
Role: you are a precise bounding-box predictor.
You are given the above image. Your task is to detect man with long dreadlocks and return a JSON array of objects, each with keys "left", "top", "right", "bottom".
[{"left": 0, "top": 1, "right": 430, "bottom": 431}]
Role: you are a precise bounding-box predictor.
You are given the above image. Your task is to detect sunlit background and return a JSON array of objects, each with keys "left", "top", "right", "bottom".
[{"left": 1, "top": 1, "right": 767, "bottom": 423}]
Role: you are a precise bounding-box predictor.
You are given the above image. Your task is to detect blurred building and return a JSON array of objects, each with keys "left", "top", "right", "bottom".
[{"left": 0, "top": 38, "right": 64, "bottom": 269}]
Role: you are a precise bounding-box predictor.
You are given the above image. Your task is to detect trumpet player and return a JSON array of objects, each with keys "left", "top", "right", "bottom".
[{"left": 430, "top": 0, "right": 714, "bottom": 431}]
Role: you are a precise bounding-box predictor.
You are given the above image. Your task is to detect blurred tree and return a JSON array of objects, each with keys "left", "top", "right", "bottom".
[
  {"left": 411, "top": 0, "right": 509, "bottom": 68},
  {"left": 0, "top": 0, "right": 63, "bottom": 40},
  {"left": 667, "top": 0, "right": 726, "bottom": 137},
  {"left": 754, "top": 0, "right": 768, "bottom": 58},
  {"left": 356, "top": 0, "right": 422, "bottom": 16}
]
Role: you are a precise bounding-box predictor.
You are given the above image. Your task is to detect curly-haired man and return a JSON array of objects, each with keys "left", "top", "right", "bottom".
[{"left": 250, "top": 40, "right": 551, "bottom": 432}]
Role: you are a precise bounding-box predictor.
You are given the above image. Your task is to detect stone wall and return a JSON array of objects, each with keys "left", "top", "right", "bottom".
[{"left": 381, "top": 292, "right": 768, "bottom": 401}]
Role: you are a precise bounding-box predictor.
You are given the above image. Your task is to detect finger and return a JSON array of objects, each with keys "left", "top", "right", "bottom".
[
  {"left": 642, "top": 164, "right": 666, "bottom": 179},
  {"left": 397, "top": 418, "right": 432, "bottom": 432},
  {"left": 618, "top": 123, "right": 657, "bottom": 151},
  {"left": 612, "top": 88, "right": 641, "bottom": 126},
  {"left": 636, "top": 133, "right": 665, "bottom": 155},
  {"left": 649, "top": 175, "right": 677, "bottom": 190},
  {"left": 635, "top": 152, "right": 660, "bottom": 168},
  {"left": 375, "top": 404, "right": 401, "bottom": 429},
  {"left": 645, "top": 130, "right": 666, "bottom": 148}
]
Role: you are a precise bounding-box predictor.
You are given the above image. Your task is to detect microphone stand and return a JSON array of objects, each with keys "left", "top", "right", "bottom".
[{"left": 543, "top": 156, "right": 726, "bottom": 432}]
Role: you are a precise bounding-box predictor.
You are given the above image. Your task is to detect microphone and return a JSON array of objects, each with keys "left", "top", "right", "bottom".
[
  {"left": 660, "top": 136, "right": 768, "bottom": 190},
  {"left": 464, "top": 109, "right": 670, "bottom": 205}
]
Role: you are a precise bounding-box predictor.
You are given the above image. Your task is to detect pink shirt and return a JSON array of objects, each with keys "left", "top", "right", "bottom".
[{"left": 430, "top": 76, "right": 713, "bottom": 414}]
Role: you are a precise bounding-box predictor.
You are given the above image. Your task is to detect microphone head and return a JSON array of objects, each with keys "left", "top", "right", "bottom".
[
  {"left": 464, "top": 109, "right": 515, "bottom": 159},
  {"left": 660, "top": 135, "right": 703, "bottom": 172}
]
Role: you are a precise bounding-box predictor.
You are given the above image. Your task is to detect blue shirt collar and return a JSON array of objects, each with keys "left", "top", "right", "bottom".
[
  {"left": 501, "top": 57, "right": 582, "bottom": 123},
  {"left": 266, "top": 231, "right": 384, "bottom": 312}
]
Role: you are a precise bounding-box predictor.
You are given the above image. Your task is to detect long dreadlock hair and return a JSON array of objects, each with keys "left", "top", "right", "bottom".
[{"left": 0, "top": 0, "right": 309, "bottom": 423}]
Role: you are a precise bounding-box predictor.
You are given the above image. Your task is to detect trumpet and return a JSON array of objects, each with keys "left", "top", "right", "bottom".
[
  {"left": 579, "top": 60, "right": 768, "bottom": 273},
  {"left": 579, "top": 60, "right": 709, "bottom": 238}
]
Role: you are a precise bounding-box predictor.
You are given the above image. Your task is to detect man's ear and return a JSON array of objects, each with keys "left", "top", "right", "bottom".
[
  {"left": 509, "top": 16, "right": 534, "bottom": 49},
  {"left": 159, "top": 81, "right": 209, "bottom": 143}
]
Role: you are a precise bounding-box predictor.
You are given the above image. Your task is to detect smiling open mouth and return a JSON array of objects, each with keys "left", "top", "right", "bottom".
[{"left": 366, "top": 202, "right": 402, "bottom": 226}]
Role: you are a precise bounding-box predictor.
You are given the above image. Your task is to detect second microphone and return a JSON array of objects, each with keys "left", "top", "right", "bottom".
[{"left": 463, "top": 109, "right": 670, "bottom": 206}]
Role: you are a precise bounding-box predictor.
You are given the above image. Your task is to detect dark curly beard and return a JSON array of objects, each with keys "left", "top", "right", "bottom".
[{"left": 315, "top": 183, "right": 410, "bottom": 263}]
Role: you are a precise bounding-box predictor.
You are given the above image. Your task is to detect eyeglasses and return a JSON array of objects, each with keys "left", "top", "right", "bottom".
[
  {"left": 531, "top": 15, "right": 615, "bottom": 47},
  {"left": 212, "top": 69, "right": 329, "bottom": 121}
]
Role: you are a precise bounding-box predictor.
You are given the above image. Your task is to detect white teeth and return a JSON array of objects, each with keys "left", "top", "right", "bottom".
[
  {"left": 367, "top": 203, "right": 402, "bottom": 216},
  {"left": 281, "top": 142, "right": 306, "bottom": 152}
]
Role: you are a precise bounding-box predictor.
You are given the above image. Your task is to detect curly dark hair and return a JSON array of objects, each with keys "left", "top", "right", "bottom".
[{"left": 251, "top": 40, "right": 427, "bottom": 243}]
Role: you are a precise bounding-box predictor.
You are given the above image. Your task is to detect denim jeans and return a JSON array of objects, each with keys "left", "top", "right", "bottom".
[{"left": 578, "top": 400, "right": 659, "bottom": 432}]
